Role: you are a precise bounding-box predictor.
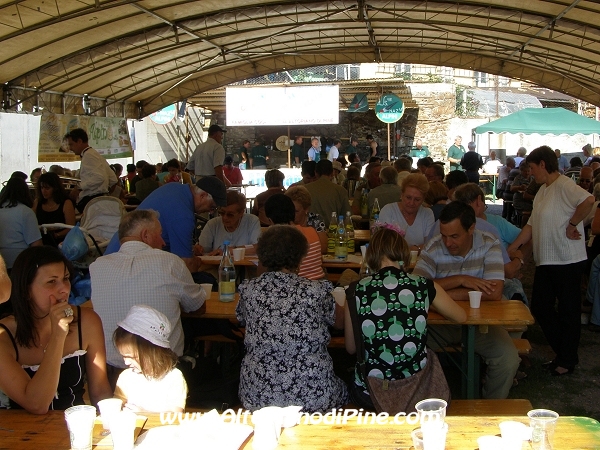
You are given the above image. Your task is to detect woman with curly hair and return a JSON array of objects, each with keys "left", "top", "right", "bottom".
[
  {"left": 378, "top": 173, "right": 434, "bottom": 251},
  {"left": 236, "top": 225, "right": 348, "bottom": 412}
]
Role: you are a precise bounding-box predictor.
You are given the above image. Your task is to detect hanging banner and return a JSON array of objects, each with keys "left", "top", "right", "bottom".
[
  {"left": 347, "top": 93, "right": 369, "bottom": 112},
  {"left": 375, "top": 93, "right": 405, "bottom": 123},
  {"left": 38, "top": 111, "right": 133, "bottom": 162}
]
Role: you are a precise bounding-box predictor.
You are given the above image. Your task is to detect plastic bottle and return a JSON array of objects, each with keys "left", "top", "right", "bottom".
[
  {"left": 218, "top": 241, "right": 236, "bottom": 302},
  {"left": 327, "top": 212, "right": 337, "bottom": 256},
  {"left": 335, "top": 215, "right": 348, "bottom": 261},
  {"left": 345, "top": 211, "right": 355, "bottom": 254},
  {"left": 360, "top": 189, "right": 369, "bottom": 218},
  {"left": 370, "top": 197, "right": 380, "bottom": 228}
]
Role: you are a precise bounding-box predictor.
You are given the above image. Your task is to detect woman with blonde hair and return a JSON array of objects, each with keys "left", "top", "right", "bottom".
[{"left": 378, "top": 173, "right": 434, "bottom": 251}]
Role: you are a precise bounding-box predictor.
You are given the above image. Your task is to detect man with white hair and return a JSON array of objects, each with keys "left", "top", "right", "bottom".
[
  {"left": 90, "top": 209, "right": 206, "bottom": 388},
  {"left": 460, "top": 141, "right": 483, "bottom": 184},
  {"left": 447, "top": 136, "right": 466, "bottom": 171}
]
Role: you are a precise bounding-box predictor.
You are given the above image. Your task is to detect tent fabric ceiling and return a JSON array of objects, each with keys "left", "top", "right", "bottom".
[
  {"left": 474, "top": 107, "right": 600, "bottom": 135},
  {"left": 2, "top": 1, "right": 600, "bottom": 118}
]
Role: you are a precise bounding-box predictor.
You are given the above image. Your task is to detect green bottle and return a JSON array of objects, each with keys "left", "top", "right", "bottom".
[
  {"left": 327, "top": 212, "right": 337, "bottom": 256},
  {"left": 345, "top": 211, "right": 355, "bottom": 254}
]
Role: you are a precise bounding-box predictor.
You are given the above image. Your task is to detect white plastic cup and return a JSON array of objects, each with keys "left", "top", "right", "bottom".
[
  {"left": 97, "top": 398, "right": 123, "bottom": 431},
  {"left": 64, "top": 405, "right": 97, "bottom": 450},
  {"left": 232, "top": 247, "right": 245, "bottom": 261},
  {"left": 499, "top": 420, "right": 529, "bottom": 450},
  {"left": 109, "top": 410, "right": 137, "bottom": 450},
  {"left": 415, "top": 398, "right": 447, "bottom": 428},
  {"left": 528, "top": 409, "right": 559, "bottom": 450},
  {"left": 422, "top": 422, "right": 448, "bottom": 450},
  {"left": 252, "top": 407, "right": 284, "bottom": 450},
  {"left": 468, "top": 290, "right": 482, "bottom": 308},
  {"left": 477, "top": 435, "right": 504, "bottom": 450},
  {"left": 410, "top": 250, "right": 419, "bottom": 265},
  {"left": 200, "top": 283, "right": 213, "bottom": 297},
  {"left": 411, "top": 428, "right": 425, "bottom": 450},
  {"left": 332, "top": 287, "right": 346, "bottom": 307}
]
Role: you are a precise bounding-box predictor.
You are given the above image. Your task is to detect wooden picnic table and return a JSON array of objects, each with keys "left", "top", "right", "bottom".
[{"left": 1, "top": 409, "right": 599, "bottom": 449}]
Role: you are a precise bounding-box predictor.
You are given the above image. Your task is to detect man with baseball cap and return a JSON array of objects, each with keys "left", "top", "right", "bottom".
[
  {"left": 104, "top": 176, "right": 226, "bottom": 276},
  {"left": 187, "top": 124, "right": 231, "bottom": 186}
]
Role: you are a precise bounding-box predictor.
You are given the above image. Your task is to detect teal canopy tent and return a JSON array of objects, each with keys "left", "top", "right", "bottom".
[{"left": 474, "top": 108, "right": 600, "bottom": 135}]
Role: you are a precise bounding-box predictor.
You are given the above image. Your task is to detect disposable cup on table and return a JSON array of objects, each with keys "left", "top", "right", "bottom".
[
  {"left": 332, "top": 287, "right": 346, "bottom": 307},
  {"left": 410, "top": 250, "right": 419, "bottom": 265},
  {"left": 64, "top": 405, "right": 97, "bottom": 450},
  {"left": 499, "top": 420, "right": 529, "bottom": 450},
  {"left": 528, "top": 409, "right": 559, "bottom": 450},
  {"left": 411, "top": 428, "right": 425, "bottom": 450},
  {"left": 422, "top": 422, "right": 448, "bottom": 450},
  {"left": 252, "top": 406, "right": 284, "bottom": 450},
  {"left": 97, "top": 397, "right": 123, "bottom": 431},
  {"left": 415, "top": 398, "right": 447, "bottom": 428},
  {"left": 200, "top": 283, "right": 213, "bottom": 297},
  {"left": 232, "top": 247, "right": 245, "bottom": 261},
  {"left": 109, "top": 410, "right": 138, "bottom": 450},
  {"left": 477, "top": 435, "right": 503, "bottom": 450},
  {"left": 468, "top": 290, "right": 482, "bottom": 308}
]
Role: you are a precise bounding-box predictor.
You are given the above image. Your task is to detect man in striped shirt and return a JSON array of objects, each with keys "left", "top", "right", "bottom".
[{"left": 413, "top": 201, "right": 520, "bottom": 399}]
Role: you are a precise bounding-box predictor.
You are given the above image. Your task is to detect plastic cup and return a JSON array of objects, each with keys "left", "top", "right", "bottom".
[
  {"left": 499, "top": 420, "right": 529, "bottom": 450},
  {"left": 468, "top": 290, "right": 482, "bottom": 308},
  {"left": 477, "top": 435, "right": 503, "bottom": 450},
  {"left": 109, "top": 410, "right": 138, "bottom": 450},
  {"left": 411, "top": 428, "right": 425, "bottom": 450},
  {"left": 415, "top": 398, "right": 447, "bottom": 428},
  {"left": 528, "top": 409, "right": 559, "bottom": 450},
  {"left": 64, "top": 405, "right": 97, "bottom": 450},
  {"left": 422, "top": 422, "right": 448, "bottom": 450},
  {"left": 252, "top": 407, "right": 284, "bottom": 450},
  {"left": 410, "top": 250, "right": 419, "bottom": 265},
  {"left": 200, "top": 283, "right": 213, "bottom": 297},
  {"left": 232, "top": 247, "right": 245, "bottom": 261},
  {"left": 97, "top": 398, "right": 123, "bottom": 431},
  {"left": 332, "top": 287, "right": 346, "bottom": 307}
]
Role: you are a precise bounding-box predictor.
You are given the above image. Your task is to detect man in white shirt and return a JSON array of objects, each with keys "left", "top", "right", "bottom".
[
  {"left": 90, "top": 209, "right": 206, "bottom": 388},
  {"left": 328, "top": 139, "right": 341, "bottom": 161},
  {"left": 187, "top": 124, "right": 231, "bottom": 186},
  {"left": 65, "top": 128, "right": 118, "bottom": 212}
]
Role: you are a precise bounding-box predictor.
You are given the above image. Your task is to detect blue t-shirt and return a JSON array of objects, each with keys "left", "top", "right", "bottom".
[{"left": 105, "top": 183, "right": 195, "bottom": 258}]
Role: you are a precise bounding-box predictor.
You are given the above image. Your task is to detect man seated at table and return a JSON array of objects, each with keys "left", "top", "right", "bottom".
[
  {"left": 413, "top": 201, "right": 520, "bottom": 399},
  {"left": 306, "top": 160, "right": 351, "bottom": 222},
  {"left": 367, "top": 166, "right": 402, "bottom": 211},
  {"left": 197, "top": 190, "right": 261, "bottom": 254},
  {"left": 90, "top": 209, "right": 206, "bottom": 388},
  {"left": 252, "top": 169, "right": 285, "bottom": 226}
]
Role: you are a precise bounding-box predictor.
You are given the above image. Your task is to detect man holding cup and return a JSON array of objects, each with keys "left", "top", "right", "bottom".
[{"left": 413, "top": 202, "right": 520, "bottom": 399}]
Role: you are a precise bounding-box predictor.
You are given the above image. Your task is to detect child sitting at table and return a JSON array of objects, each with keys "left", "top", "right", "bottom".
[{"left": 113, "top": 305, "right": 187, "bottom": 413}]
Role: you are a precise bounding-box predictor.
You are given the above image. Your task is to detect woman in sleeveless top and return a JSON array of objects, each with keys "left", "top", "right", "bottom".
[
  {"left": 32, "top": 172, "right": 76, "bottom": 244},
  {"left": 0, "top": 246, "right": 112, "bottom": 413}
]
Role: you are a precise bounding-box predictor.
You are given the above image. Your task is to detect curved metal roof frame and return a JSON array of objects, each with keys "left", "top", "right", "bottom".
[{"left": 2, "top": 0, "right": 600, "bottom": 118}]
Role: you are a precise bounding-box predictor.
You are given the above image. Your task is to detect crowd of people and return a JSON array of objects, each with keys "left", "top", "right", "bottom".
[{"left": 0, "top": 126, "right": 597, "bottom": 418}]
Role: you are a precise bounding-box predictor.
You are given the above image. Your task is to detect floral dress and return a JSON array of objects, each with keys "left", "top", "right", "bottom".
[
  {"left": 352, "top": 266, "right": 435, "bottom": 392},
  {"left": 236, "top": 272, "right": 348, "bottom": 413}
]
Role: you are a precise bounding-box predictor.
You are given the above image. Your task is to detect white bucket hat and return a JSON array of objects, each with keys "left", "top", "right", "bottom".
[{"left": 117, "top": 305, "right": 171, "bottom": 348}]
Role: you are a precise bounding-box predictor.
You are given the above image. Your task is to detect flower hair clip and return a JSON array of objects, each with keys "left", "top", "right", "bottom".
[{"left": 371, "top": 221, "right": 406, "bottom": 237}]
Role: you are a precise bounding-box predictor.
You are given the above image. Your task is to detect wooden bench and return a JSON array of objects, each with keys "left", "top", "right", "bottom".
[{"left": 447, "top": 399, "right": 533, "bottom": 416}]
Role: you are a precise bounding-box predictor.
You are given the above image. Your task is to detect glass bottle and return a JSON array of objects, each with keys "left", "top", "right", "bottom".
[
  {"left": 327, "top": 212, "right": 337, "bottom": 256},
  {"left": 345, "top": 211, "right": 355, "bottom": 254},
  {"left": 335, "top": 215, "right": 348, "bottom": 261},
  {"left": 218, "top": 241, "right": 236, "bottom": 302},
  {"left": 360, "top": 189, "right": 369, "bottom": 218},
  {"left": 370, "top": 197, "right": 380, "bottom": 228}
]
